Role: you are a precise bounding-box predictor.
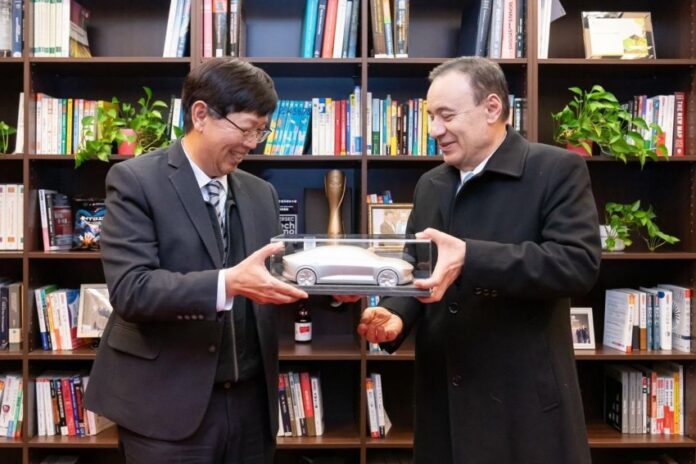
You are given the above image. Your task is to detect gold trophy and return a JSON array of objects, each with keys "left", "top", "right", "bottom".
[{"left": 324, "top": 170, "right": 346, "bottom": 236}]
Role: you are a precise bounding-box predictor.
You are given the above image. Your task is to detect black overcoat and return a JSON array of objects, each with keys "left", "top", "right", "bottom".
[{"left": 382, "top": 128, "right": 601, "bottom": 464}]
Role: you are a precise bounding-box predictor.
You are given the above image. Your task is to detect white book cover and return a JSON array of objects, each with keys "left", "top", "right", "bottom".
[
  {"left": 603, "top": 289, "right": 633, "bottom": 352},
  {"left": 365, "top": 377, "right": 379, "bottom": 437},
  {"left": 658, "top": 284, "right": 692, "bottom": 353},
  {"left": 13, "top": 92, "right": 23, "bottom": 153},
  {"left": 310, "top": 375, "right": 324, "bottom": 436}
]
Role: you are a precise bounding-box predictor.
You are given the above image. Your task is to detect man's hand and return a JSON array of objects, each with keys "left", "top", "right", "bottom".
[
  {"left": 225, "top": 242, "right": 308, "bottom": 304},
  {"left": 357, "top": 307, "right": 403, "bottom": 343},
  {"left": 414, "top": 228, "right": 466, "bottom": 304}
]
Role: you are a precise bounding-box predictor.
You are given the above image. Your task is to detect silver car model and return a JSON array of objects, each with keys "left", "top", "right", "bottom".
[{"left": 282, "top": 245, "right": 414, "bottom": 287}]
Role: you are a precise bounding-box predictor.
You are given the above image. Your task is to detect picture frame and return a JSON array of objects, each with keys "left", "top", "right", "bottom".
[
  {"left": 77, "top": 283, "right": 113, "bottom": 338},
  {"left": 570, "top": 307, "right": 596, "bottom": 349},
  {"left": 582, "top": 12, "right": 656, "bottom": 59},
  {"left": 367, "top": 203, "right": 413, "bottom": 236}
]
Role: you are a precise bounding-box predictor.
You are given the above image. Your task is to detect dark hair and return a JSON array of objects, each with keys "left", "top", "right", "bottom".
[
  {"left": 181, "top": 58, "right": 278, "bottom": 132},
  {"left": 429, "top": 56, "right": 510, "bottom": 122}
]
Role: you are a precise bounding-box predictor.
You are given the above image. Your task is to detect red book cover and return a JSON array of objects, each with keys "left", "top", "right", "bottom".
[
  {"left": 299, "top": 372, "right": 316, "bottom": 436},
  {"left": 322, "top": 0, "right": 338, "bottom": 57}
]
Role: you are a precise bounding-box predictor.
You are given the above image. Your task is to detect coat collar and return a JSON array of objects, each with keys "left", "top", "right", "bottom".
[{"left": 430, "top": 127, "right": 529, "bottom": 230}]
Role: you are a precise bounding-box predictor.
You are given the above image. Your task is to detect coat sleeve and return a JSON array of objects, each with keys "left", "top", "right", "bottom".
[
  {"left": 101, "top": 162, "right": 219, "bottom": 323},
  {"left": 458, "top": 153, "right": 601, "bottom": 299}
]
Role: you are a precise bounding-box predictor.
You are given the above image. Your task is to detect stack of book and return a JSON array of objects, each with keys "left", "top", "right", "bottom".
[
  {"left": 35, "top": 372, "right": 114, "bottom": 437},
  {"left": 0, "top": 184, "right": 23, "bottom": 251},
  {"left": 301, "top": 0, "right": 361, "bottom": 58},
  {"left": 366, "top": 372, "right": 391, "bottom": 437},
  {"left": 277, "top": 371, "right": 325, "bottom": 437},
  {"left": 0, "top": 372, "right": 22, "bottom": 437},
  {"left": 369, "top": 0, "right": 409, "bottom": 58}
]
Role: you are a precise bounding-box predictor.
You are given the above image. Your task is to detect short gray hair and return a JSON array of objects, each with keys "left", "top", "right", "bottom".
[{"left": 429, "top": 57, "right": 510, "bottom": 122}]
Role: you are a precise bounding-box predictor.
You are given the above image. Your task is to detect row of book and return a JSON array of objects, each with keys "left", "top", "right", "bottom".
[
  {"left": 31, "top": 0, "right": 91, "bottom": 57},
  {"left": 301, "top": 0, "right": 361, "bottom": 58},
  {"left": 34, "top": 283, "right": 112, "bottom": 352},
  {"left": 163, "top": 0, "right": 192, "bottom": 57},
  {"left": 0, "top": 280, "right": 22, "bottom": 350},
  {"left": 365, "top": 191, "right": 393, "bottom": 204},
  {"left": 0, "top": 373, "right": 23, "bottom": 437},
  {"left": 603, "top": 285, "right": 691, "bottom": 354},
  {"left": 366, "top": 372, "right": 392, "bottom": 438},
  {"left": 367, "top": 96, "right": 435, "bottom": 156},
  {"left": 263, "top": 89, "right": 363, "bottom": 156},
  {"left": 35, "top": 372, "right": 114, "bottom": 436},
  {"left": 202, "top": 0, "right": 243, "bottom": 58},
  {"left": 623, "top": 92, "right": 687, "bottom": 157},
  {"left": 0, "top": 184, "right": 23, "bottom": 250},
  {"left": 277, "top": 371, "right": 325, "bottom": 437},
  {"left": 459, "top": 0, "right": 526, "bottom": 59},
  {"left": 369, "top": 0, "right": 408, "bottom": 58},
  {"left": 0, "top": 0, "right": 23, "bottom": 57},
  {"left": 605, "top": 363, "right": 683, "bottom": 435}
]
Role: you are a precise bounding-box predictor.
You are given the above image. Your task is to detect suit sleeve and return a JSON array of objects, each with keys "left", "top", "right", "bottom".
[
  {"left": 458, "top": 153, "right": 601, "bottom": 299},
  {"left": 101, "top": 162, "right": 219, "bottom": 323}
]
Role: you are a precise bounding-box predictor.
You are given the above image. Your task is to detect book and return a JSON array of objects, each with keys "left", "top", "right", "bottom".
[{"left": 69, "top": 0, "right": 91, "bottom": 58}]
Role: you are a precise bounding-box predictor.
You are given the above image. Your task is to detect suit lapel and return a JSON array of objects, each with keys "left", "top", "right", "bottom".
[
  {"left": 228, "top": 172, "right": 257, "bottom": 258},
  {"left": 168, "top": 143, "right": 223, "bottom": 269}
]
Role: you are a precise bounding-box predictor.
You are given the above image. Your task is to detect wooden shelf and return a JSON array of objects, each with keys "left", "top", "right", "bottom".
[
  {"left": 29, "top": 57, "right": 191, "bottom": 64},
  {"left": 28, "top": 346, "right": 99, "bottom": 360},
  {"left": 279, "top": 335, "right": 361, "bottom": 361},
  {"left": 0, "top": 251, "right": 22, "bottom": 259},
  {"left": 601, "top": 252, "right": 696, "bottom": 260},
  {"left": 276, "top": 424, "right": 361, "bottom": 449},
  {"left": 28, "top": 426, "right": 118, "bottom": 449},
  {"left": 0, "top": 437, "right": 24, "bottom": 448},
  {"left": 0, "top": 349, "right": 24, "bottom": 360},
  {"left": 539, "top": 58, "right": 696, "bottom": 66},
  {"left": 27, "top": 154, "right": 131, "bottom": 161},
  {"left": 587, "top": 423, "right": 696, "bottom": 448},
  {"left": 27, "top": 251, "right": 101, "bottom": 260},
  {"left": 0, "top": 154, "right": 23, "bottom": 160},
  {"left": 243, "top": 154, "right": 362, "bottom": 165},
  {"left": 365, "top": 427, "right": 413, "bottom": 448},
  {"left": 575, "top": 346, "right": 696, "bottom": 361}
]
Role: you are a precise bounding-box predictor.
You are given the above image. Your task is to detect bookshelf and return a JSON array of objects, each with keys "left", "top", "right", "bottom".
[{"left": 0, "top": 0, "right": 695, "bottom": 463}]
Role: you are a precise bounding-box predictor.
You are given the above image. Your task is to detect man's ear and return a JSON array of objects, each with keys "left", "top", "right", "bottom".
[
  {"left": 191, "top": 100, "right": 209, "bottom": 130},
  {"left": 484, "top": 93, "right": 504, "bottom": 124}
]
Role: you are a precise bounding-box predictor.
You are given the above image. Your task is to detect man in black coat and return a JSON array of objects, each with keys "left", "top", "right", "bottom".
[
  {"left": 358, "top": 57, "right": 601, "bottom": 463},
  {"left": 84, "top": 59, "right": 307, "bottom": 463}
]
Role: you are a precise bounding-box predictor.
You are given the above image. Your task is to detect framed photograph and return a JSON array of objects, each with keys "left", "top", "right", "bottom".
[
  {"left": 582, "top": 12, "right": 655, "bottom": 59},
  {"left": 570, "top": 307, "right": 596, "bottom": 349},
  {"left": 77, "top": 283, "right": 113, "bottom": 338},
  {"left": 367, "top": 203, "right": 413, "bottom": 236}
]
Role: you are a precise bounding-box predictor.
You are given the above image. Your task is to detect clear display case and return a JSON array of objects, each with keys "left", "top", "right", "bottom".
[{"left": 270, "top": 234, "right": 433, "bottom": 297}]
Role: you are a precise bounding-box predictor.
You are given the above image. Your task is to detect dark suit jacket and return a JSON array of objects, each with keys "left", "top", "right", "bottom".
[
  {"left": 84, "top": 140, "right": 282, "bottom": 441},
  {"left": 382, "top": 128, "right": 601, "bottom": 464}
]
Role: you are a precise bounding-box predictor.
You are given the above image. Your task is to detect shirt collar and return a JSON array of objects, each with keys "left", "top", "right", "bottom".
[
  {"left": 460, "top": 150, "right": 494, "bottom": 185},
  {"left": 181, "top": 143, "right": 229, "bottom": 194}
]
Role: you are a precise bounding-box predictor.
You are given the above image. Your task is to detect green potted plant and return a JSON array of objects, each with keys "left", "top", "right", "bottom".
[
  {"left": 552, "top": 85, "right": 667, "bottom": 167},
  {"left": 602, "top": 201, "right": 679, "bottom": 252},
  {"left": 75, "top": 87, "right": 173, "bottom": 167},
  {"left": 0, "top": 120, "right": 17, "bottom": 154}
]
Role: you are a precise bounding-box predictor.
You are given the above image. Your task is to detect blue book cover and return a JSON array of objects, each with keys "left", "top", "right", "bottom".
[{"left": 302, "top": 0, "right": 319, "bottom": 57}]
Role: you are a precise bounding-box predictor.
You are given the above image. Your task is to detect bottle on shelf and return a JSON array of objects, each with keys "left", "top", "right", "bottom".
[{"left": 294, "top": 304, "right": 312, "bottom": 343}]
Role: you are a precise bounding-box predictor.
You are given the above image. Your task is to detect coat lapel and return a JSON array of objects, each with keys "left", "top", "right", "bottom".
[
  {"left": 429, "top": 165, "right": 461, "bottom": 233},
  {"left": 228, "top": 172, "right": 257, "bottom": 258},
  {"left": 167, "top": 142, "right": 223, "bottom": 269}
]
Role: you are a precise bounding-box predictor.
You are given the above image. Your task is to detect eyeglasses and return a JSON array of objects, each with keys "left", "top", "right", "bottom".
[{"left": 208, "top": 107, "right": 272, "bottom": 143}]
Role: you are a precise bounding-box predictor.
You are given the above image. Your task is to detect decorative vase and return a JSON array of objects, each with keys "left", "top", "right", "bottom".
[
  {"left": 117, "top": 128, "right": 137, "bottom": 156},
  {"left": 599, "top": 225, "right": 625, "bottom": 251}
]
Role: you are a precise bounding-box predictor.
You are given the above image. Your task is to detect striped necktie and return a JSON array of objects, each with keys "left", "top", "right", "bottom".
[{"left": 206, "top": 180, "right": 227, "bottom": 255}]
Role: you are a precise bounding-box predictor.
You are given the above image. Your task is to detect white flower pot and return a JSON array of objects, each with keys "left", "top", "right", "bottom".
[{"left": 599, "top": 225, "right": 625, "bottom": 251}]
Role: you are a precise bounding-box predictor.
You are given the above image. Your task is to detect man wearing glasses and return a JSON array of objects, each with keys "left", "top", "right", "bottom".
[{"left": 84, "top": 58, "right": 307, "bottom": 463}]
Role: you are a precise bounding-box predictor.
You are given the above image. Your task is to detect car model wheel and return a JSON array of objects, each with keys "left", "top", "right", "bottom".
[
  {"left": 296, "top": 268, "right": 317, "bottom": 286},
  {"left": 377, "top": 269, "right": 398, "bottom": 287}
]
